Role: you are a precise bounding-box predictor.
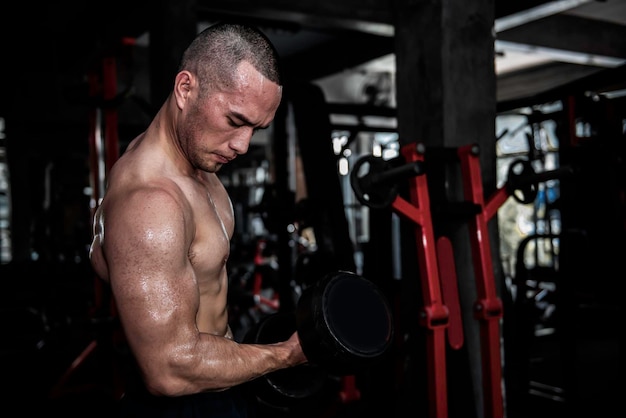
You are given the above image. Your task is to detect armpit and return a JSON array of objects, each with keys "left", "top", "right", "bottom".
[{"left": 224, "top": 325, "right": 234, "bottom": 340}]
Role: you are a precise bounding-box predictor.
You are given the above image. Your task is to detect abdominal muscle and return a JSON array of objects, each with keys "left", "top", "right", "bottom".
[
  {"left": 193, "top": 178, "right": 236, "bottom": 340},
  {"left": 195, "top": 266, "right": 232, "bottom": 339},
  {"left": 190, "top": 202, "right": 234, "bottom": 340}
]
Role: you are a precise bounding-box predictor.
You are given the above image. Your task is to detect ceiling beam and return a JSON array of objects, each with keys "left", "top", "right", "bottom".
[
  {"left": 196, "top": 0, "right": 394, "bottom": 35},
  {"left": 282, "top": 33, "right": 395, "bottom": 82},
  {"left": 497, "top": 14, "right": 626, "bottom": 59},
  {"left": 196, "top": 0, "right": 558, "bottom": 30}
]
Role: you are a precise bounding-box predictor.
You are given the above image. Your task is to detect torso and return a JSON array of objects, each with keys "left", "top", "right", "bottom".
[
  {"left": 184, "top": 171, "right": 235, "bottom": 335},
  {"left": 89, "top": 132, "right": 235, "bottom": 337}
]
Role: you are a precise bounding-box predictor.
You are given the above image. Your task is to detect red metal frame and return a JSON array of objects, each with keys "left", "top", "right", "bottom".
[
  {"left": 50, "top": 54, "right": 123, "bottom": 401},
  {"left": 457, "top": 144, "right": 505, "bottom": 418},
  {"left": 386, "top": 142, "right": 508, "bottom": 418},
  {"left": 391, "top": 143, "right": 451, "bottom": 418}
]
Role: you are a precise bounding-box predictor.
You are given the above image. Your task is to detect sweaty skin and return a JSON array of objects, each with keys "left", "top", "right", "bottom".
[{"left": 89, "top": 60, "right": 307, "bottom": 397}]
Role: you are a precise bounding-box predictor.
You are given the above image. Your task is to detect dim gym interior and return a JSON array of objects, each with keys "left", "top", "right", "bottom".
[{"left": 0, "top": 1, "right": 623, "bottom": 417}]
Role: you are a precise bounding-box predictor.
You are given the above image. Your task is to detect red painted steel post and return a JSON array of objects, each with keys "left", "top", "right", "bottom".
[
  {"left": 457, "top": 144, "right": 504, "bottom": 418},
  {"left": 391, "top": 142, "right": 450, "bottom": 418}
]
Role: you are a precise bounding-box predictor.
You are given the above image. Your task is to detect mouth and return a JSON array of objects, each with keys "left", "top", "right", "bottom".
[{"left": 214, "top": 153, "right": 233, "bottom": 164}]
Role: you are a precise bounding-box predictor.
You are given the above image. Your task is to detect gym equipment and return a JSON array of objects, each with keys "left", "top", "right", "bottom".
[
  {"left": 350, "top": 154, "right": 425, "bottom": 209},
  {"left": 244, "top": 311, "right": 328, "bottom": 407},
  {"left": 244, "top": 271, "right": 394, "bottom": 407},
  {"left": 448, "top": 145, "right": 573, "bottom": 418},
  {"left": 351, "top": 143, "right": 458, "bottom": 418},
  {"left": 252, "top": 239, "right": 280, "bottom": 312},
  {"left": 50, "top": 53, "right": 125, "bottom": 402},
  {"left": 505, "top": 159, "right": 574, "bottom": 204},
  {"left": 455, "top": 144, "right": 505, "bottom": 418},
  {"left": 350, "top": 142, "right": 573, "bottom": 418},
  {"left": 297, "top": 271, "right": 393, "bottom": 373}
]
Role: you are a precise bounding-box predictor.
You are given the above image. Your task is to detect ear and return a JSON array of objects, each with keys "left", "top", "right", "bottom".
[{"left": 174, "top": 71, "right": 193, "bottom": 109}]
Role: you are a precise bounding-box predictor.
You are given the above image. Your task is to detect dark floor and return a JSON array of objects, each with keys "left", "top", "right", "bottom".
[
  {"left": 2, "top": 316, "right": 619, "bottom": 418},
  {"left": 1, "top": 261, "right": 620, "bottom": 418}
]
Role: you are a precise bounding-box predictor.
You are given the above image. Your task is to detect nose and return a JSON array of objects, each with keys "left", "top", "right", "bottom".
[{"left": 229, "top": 128, "right": 252, "bottom": 155}]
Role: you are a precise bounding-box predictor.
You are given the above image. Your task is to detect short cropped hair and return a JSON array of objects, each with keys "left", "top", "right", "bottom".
[{"left": 179, "top": 22, "right": 282, "bottom": 96}]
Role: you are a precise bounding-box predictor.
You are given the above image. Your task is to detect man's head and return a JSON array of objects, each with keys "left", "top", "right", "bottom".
[
  {"left": 179, "top": 22, "right": 282, "bottom": 97},
  {"left": 173, "top": 22, "right": 283, "bottom": 173}
]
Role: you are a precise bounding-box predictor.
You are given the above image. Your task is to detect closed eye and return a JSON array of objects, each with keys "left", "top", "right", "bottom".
[{"left": 229, "top": 111, "right": 270, "bottom": 132}]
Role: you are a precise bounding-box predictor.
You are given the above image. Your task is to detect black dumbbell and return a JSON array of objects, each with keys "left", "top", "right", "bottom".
[{"left": 244, "top": 271, "right": 394, "bottom": 406}]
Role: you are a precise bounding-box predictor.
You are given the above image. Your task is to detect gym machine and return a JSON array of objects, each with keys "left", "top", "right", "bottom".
[
  {"left": 350, "top": 141, "right": 573, "bottom": 418},
  {"left": 49, "top": 48, "right": 126, "bottom": 402}
]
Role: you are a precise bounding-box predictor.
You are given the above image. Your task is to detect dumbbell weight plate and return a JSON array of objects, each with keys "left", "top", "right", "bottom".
[
  {"left": 507, "top": 159, "right": 538, "bottom": 204},
  {"left": 243, "top": 312, "right": 328, "bottom": 407},
  {"left": 243, "top": 271, "right": 394, "bottom": 405},
  {"left": 296, "top": 271, "right": 394, "bottom": 375},
  {"left": 350, "top": 155, "right": 399, "bottom": 209}
]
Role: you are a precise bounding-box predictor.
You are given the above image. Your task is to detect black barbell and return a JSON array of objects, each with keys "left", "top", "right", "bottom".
[
  {"left": 350, "top": 154, "right": 574, "bottom": 208},
  {"left": 350, "top": 155, "right": 425, "bottom": 209}
]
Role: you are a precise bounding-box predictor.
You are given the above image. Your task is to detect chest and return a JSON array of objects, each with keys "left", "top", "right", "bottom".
[{"left": 187, "top": 182, "right": 235, "bottom": 278}]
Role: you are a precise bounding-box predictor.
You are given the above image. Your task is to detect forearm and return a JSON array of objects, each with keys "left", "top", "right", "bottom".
[{"left": 138, "top": 331, "right": 304, "bottom": 397}]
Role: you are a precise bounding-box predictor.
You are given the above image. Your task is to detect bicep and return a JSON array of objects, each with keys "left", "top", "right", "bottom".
[{"left": 102, "top": 190, "right": 199, "bottom": 366}]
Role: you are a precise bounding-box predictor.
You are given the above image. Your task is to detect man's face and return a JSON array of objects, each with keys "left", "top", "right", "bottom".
[{"left": 181, "top": 61, "right": 282, "bottom": 173}]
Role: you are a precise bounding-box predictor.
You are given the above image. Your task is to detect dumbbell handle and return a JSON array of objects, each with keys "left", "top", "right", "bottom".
[
  {"left": 368, "top": 160, "right": 425, "bottom": 186},
  {"left": 509, "top": 164, "right": 574, "bottom": 188}
]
